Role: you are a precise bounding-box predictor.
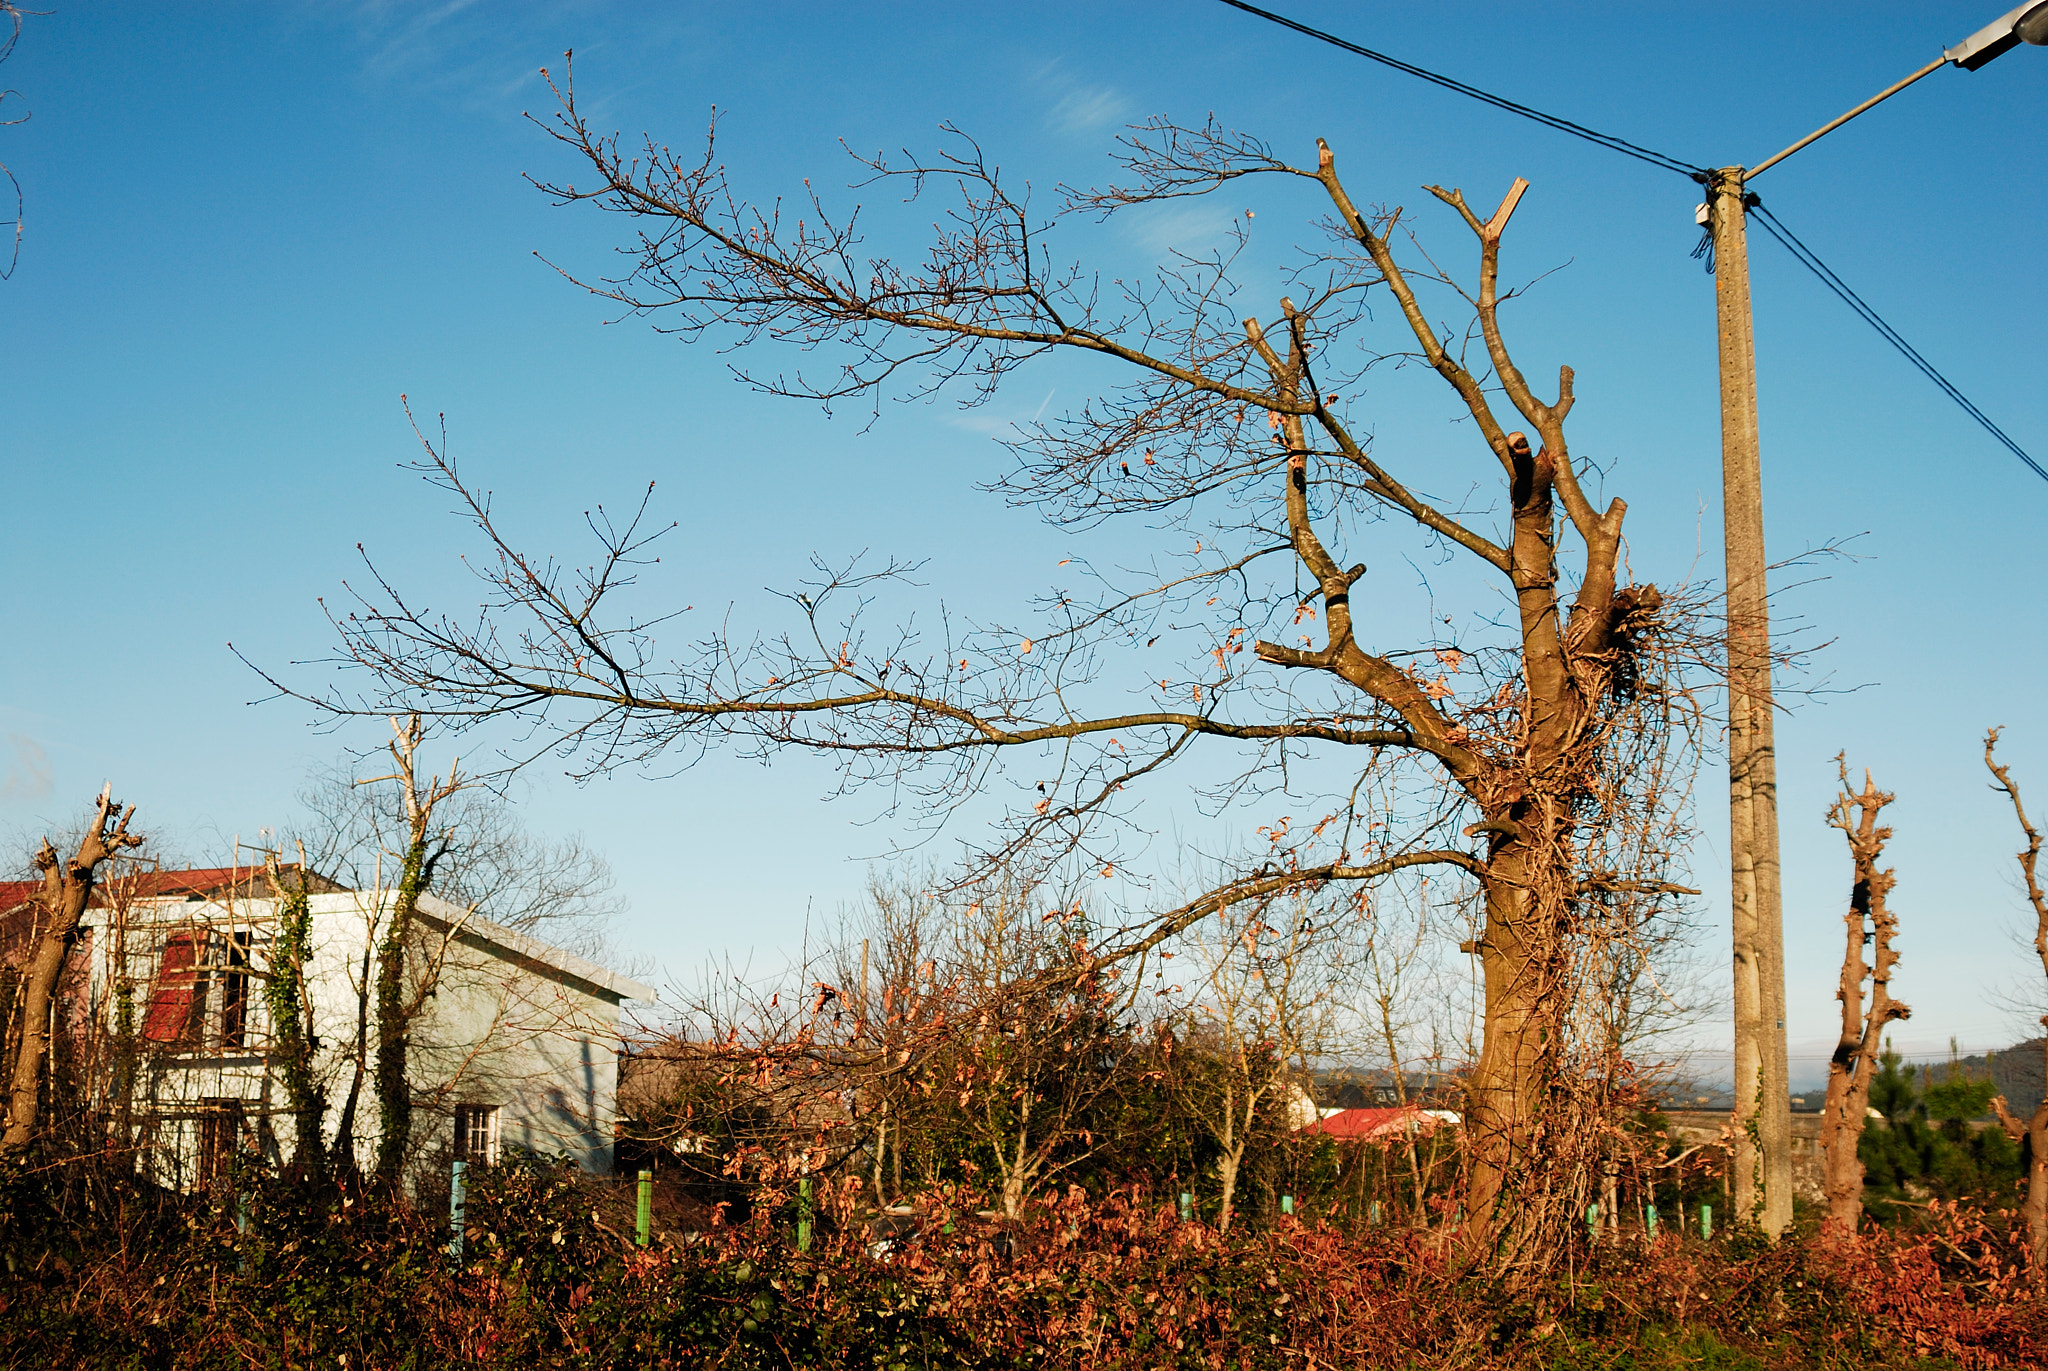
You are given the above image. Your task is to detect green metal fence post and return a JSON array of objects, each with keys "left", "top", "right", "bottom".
[
  {"left": 1178, "top": 1191, "right": 1192, "bottom": 1222},
  {"left": 636, "top": 1169, "right": 652, "bottom": 1247},
  {"left": 236, "top": 1190, "right": 251, "bottom": 1275},
  {"left": 1645, "top": 1203, "right": 1659, "bottom": 1239},
  {"left": 1586, "top": 1202, "right": 1600, "bottom": 1241},
  {"left": 797, "top": 1176, "right": 813, "bottom": 1252},
  {"left": 1701, "top": 1203, "right": 1713, "bottom": 1240},
  {"left": 449, "top": 1160, "right": 468, "bottom": 1267},
  {"left": 1280, "top": 1194, "right": 1294, "bottom": 1216}
]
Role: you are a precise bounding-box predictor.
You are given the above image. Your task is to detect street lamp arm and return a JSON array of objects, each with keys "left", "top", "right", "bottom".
[
  {"left": 1746, "top": 56, "right": 1945, "bottom": 180},
  {"left": 1749, "top": 2, "right": 2046, "bottom": 181}
]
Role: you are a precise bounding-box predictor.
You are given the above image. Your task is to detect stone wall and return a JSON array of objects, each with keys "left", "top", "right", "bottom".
[{"left": 1664, "top": 1109, "right": 1826, "bottom": 1204}]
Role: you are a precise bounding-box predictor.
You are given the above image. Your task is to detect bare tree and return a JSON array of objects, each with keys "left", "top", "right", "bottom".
[
  {"left": 1817, "top": 759, "right": 1910, "bottom": 1235},
  {"left": 2, "top": 789, "right": 145, "bottom": 1153},
  {"left": 1361, "top": 879, "right": 1438, "bottom": 1218},
  {"left": 268, "top": 77, "right": 1703, "bottom": 1262},
  {"left": 1171, "top": 883, "right": 1342, "bottom": 1232},
  {"left": 918, "top": 882, "right": 1139, "bottom": 1219},
  {"left": 295, "top": 753, "right": 621, "bottom": 962},
  {"left": 286, "top": 722, "right": 620, "bottom": 1185},
  {"left": 1985, "top": 728, "right": 2048, "bottom": 1274},
  {"left": 349, "top": 717, "right": 468, "bottom": 1190},
  {"left": 828, "top": 870, "right": 957, "bottom": 1205}
]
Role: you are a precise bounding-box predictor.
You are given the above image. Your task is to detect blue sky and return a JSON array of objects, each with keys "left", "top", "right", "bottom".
[{"left": 3, "top": 2, "right": 2043, "bottom": 1084}]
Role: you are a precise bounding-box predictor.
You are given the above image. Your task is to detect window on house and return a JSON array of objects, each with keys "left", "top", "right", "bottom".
[
  {"left": 219, "top": 932, "right": 251, "bottom": 1050},
  {"left": 453, "top": 1105, "right": 500, "bottom": 1166},
  {"left": 196, "top": 1099, "right": 245, "bottom": 1189},
  {"left": 142, "top": 933, "right": 203, "bottom": 1045}
]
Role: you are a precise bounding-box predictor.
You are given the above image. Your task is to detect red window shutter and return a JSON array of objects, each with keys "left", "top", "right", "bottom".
[{"left": 142, "top": 933, "right": 200, "bottom": 1043}]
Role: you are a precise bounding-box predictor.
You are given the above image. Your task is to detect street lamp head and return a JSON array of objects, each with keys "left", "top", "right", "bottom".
[{"left": 1946, "top": 1, "right": 2048, "bottom": 70}]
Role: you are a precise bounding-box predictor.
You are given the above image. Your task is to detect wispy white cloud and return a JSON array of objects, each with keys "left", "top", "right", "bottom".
[
  {"left": 3, "top": 735, "right": 52, "bottom": 802},
  {"left": 1118, "top": 200, "right": 1238, "bottom": 256},
  {"left": 1034, "top": 59, "right": 1129, "bottom": 135},
  {"left": 943, "top": 388, "right": 1058, "bottom": 439},
  {"left": 316, "top": 0, "right": 583, "bottom": 118},
  {"left": 351, "top": 0, "right": 489, "bottom": 80},
  {"left": 1048, "top": 85, "right": 1128, "bottom": 134}
]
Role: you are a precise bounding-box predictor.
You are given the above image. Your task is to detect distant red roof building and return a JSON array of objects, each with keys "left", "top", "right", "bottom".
[{"left": 1300, "top": 1105, "right": 1460, "bottom": 1141}]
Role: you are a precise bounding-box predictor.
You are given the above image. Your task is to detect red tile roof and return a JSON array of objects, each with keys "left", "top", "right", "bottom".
[{"left": 0, "top": 864, "right": 330, "bottom": 912}]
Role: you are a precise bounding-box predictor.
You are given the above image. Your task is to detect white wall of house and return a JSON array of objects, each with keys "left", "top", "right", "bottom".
[{"left": 83, "top": 885, "right": 655, "bottom": 1193}]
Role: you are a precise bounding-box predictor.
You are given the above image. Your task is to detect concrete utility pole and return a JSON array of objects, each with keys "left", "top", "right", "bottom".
[
  {"left": 1709, "top": 169, "right": 1793, "bottom": 1237},
  {"left": 1709, "top": 2, "right": 2046, "bottom": 1237}
]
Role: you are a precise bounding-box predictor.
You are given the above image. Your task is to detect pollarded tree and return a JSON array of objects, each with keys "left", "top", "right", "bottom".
[
  {"left": 2, "top": 789, "right": 145, "bottom": 1153},
  {"left": 1986, "top": 728, "right": 2048, "bottom": 1276},
  {"left": 274, "top": 73, "right": 1698, "bottom": 1262},
  {"left": 1817, "top": 760, "right": 1910, "bottom": 1235}
]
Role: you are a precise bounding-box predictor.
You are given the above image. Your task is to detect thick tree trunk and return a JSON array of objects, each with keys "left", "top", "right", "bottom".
[
  {"left": 2, "top": 792, "right": 141, "bottom": 1154},
  {"left": 1461, "top": 837, "right": 1559, "bottom": 1253}
]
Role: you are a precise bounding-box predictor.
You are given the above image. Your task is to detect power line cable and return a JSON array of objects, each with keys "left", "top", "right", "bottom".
[
  {"left": 1216, "top": 0, "right": 2044, "bottom": 487},
  {"left": 1215, "top": 0, "right": 1706, "bottom": 178},
  {"left": 1747, "top": 204, "right": 2048, "bottom": 486}
]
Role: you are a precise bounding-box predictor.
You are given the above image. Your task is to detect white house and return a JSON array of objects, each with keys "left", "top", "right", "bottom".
[{"left": 73, "top": 865, "right": 655, "bottom": 1192}]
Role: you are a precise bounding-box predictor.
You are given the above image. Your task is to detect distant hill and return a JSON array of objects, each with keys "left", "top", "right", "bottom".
[
  {"left": 1785, "top": 1040, "right": 2045, "bottom": 1120},
  {"left": 1986, "top": 1039, "right": 2045, "bottom": 1118},
  {"left": 1315, "top": 1043, "right": 2048, "bottom": 1120}
]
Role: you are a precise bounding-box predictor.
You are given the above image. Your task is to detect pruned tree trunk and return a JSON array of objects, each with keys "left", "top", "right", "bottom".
[
  {"left": 1985, "top": 728, "right": 2048, "bottom": 1276},
  {"left": 368, "top": 715, "right": 461, "bottom": 1195},
  {"left": 2, "top": 788, "right": 143, "bottom": 1154},
  {"left": 1817, "top": 761, "right": 1909, "bottom": 1235},
  {"left": 1992, "top": 1084, "right": 2048, "bottom": 1272},
  {"left": 1463, "top": 838, "right": 1557, "bottom": 1242}
]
